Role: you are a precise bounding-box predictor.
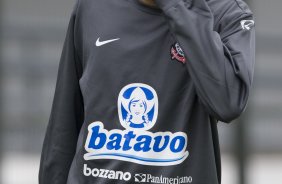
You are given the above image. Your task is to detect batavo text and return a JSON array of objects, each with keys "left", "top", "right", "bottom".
[{"left": 84, "top": 121, "right": 189, "bottom": 166}]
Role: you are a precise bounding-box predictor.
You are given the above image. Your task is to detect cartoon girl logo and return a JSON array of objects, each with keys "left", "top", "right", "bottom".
[{"left": 118, "top": 83, "right": 158, "bottom": 131}]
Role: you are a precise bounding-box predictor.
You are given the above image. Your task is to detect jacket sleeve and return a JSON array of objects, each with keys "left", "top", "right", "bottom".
[
  {"left": 38, "top": 0, "right": 84, "bottom": 183},
  {"left": 155, "top": 0, "right": 256, "bottom": 123}
]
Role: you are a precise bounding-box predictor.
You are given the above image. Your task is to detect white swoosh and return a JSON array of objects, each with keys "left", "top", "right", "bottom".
[{"left": 96, "top": 37, "right": 120, "bottom": 46}]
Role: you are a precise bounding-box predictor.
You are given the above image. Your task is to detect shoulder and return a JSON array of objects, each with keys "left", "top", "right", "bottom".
[
  {"left": 207, "top": 0, "right": 253, "bottom": 17},
  {"left": 207, "top": 0, "right": 254, "bottom": 31}
]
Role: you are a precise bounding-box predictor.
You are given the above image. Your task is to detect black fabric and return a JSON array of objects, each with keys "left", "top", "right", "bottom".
[{"left": 38, "top": 0, "right": 255, "bottom": 183}]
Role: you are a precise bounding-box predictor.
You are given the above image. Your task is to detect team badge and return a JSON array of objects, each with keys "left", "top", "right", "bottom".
[{"left": 171, "top": 42, "right": 186, "bottom": 64}]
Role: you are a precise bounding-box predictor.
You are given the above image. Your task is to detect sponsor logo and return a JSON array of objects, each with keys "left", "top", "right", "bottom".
[
  {"left": 134, "top": 173, "right": 146, "bottom": 182},
  {"left": 84, "top": 164, "right": 193, "bottom": 183},
  {"left": 83, "top": 164, "right": 131, "bottom": 181},
  {"left": 171, "top": 42, "right": 186, "bottom": 64},
  {"left": 134, "top": 173, "right": 193, "bottom": 184},
  {"left": 240, "top": 19, "right": 255, "bottom": 30},
  {"left": 118, "top": 83, "right": 158, "bottom": 131},
  {"left": 84, "top": 83, "right": 189, "bottom": 166},
  {"left": 140, "top": 174, "right": 193, "bottom": 184}
]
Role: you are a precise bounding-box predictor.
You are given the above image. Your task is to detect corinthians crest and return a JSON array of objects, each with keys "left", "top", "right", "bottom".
[{"left": 171, "top": 42, "right": 186, "bottom": 64}]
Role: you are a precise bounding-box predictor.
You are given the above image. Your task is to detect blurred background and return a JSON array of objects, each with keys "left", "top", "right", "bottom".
[{"left": 0, "top": 0, "right": 281, "bottom": 184}]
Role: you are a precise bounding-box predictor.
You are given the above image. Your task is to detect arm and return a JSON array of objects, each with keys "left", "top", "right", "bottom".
[
  {"left": 155, "top": 0, "right": 256, "bottom": 123},
  {"left": 38, "top": 0, "right": 84, "bottom": 183}
]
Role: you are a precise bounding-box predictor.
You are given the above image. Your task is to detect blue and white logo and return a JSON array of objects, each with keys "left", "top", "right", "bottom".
[
  {"left": 84, "top": 83, "right": 189, "bottom": 166},
  {"left": 118, "top": 83, "right": 158, "bottom": 131}
]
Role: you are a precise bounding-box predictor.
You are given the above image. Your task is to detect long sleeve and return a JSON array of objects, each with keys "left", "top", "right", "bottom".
[
  {"left": 155, "top": 0, "right": 256, "bottom": 123},
  {"left": 38, "top": 1, "right": 84, "bottom": 183}
]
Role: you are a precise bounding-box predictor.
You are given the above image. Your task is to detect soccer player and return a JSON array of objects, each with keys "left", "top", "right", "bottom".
[{"left": 39, "top": 0, "right": 255, "bottom": 183}]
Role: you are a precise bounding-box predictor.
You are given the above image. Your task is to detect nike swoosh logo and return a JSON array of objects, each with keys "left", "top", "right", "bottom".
[{"left": 96, "top": 37, "right": 120, "bottom": 46}]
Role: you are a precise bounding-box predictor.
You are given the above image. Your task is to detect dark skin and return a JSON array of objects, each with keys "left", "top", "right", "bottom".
[{"left": 139, "top": 0, "right": 158, "bottom": 8}]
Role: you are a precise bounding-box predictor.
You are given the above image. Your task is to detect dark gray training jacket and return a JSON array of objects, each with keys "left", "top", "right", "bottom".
[{"left": 39, "top": 0, "right": 256, "bottom": 183}]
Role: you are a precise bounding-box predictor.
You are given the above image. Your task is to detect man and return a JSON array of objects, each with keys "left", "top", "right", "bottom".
[{"left": 38, "top": 0, "right": 255, "bottom": 184}]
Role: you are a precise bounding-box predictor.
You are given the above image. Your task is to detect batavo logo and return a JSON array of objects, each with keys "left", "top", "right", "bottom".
[{"left": 84, "top": 83, "right": 189, "bottom": 166}]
